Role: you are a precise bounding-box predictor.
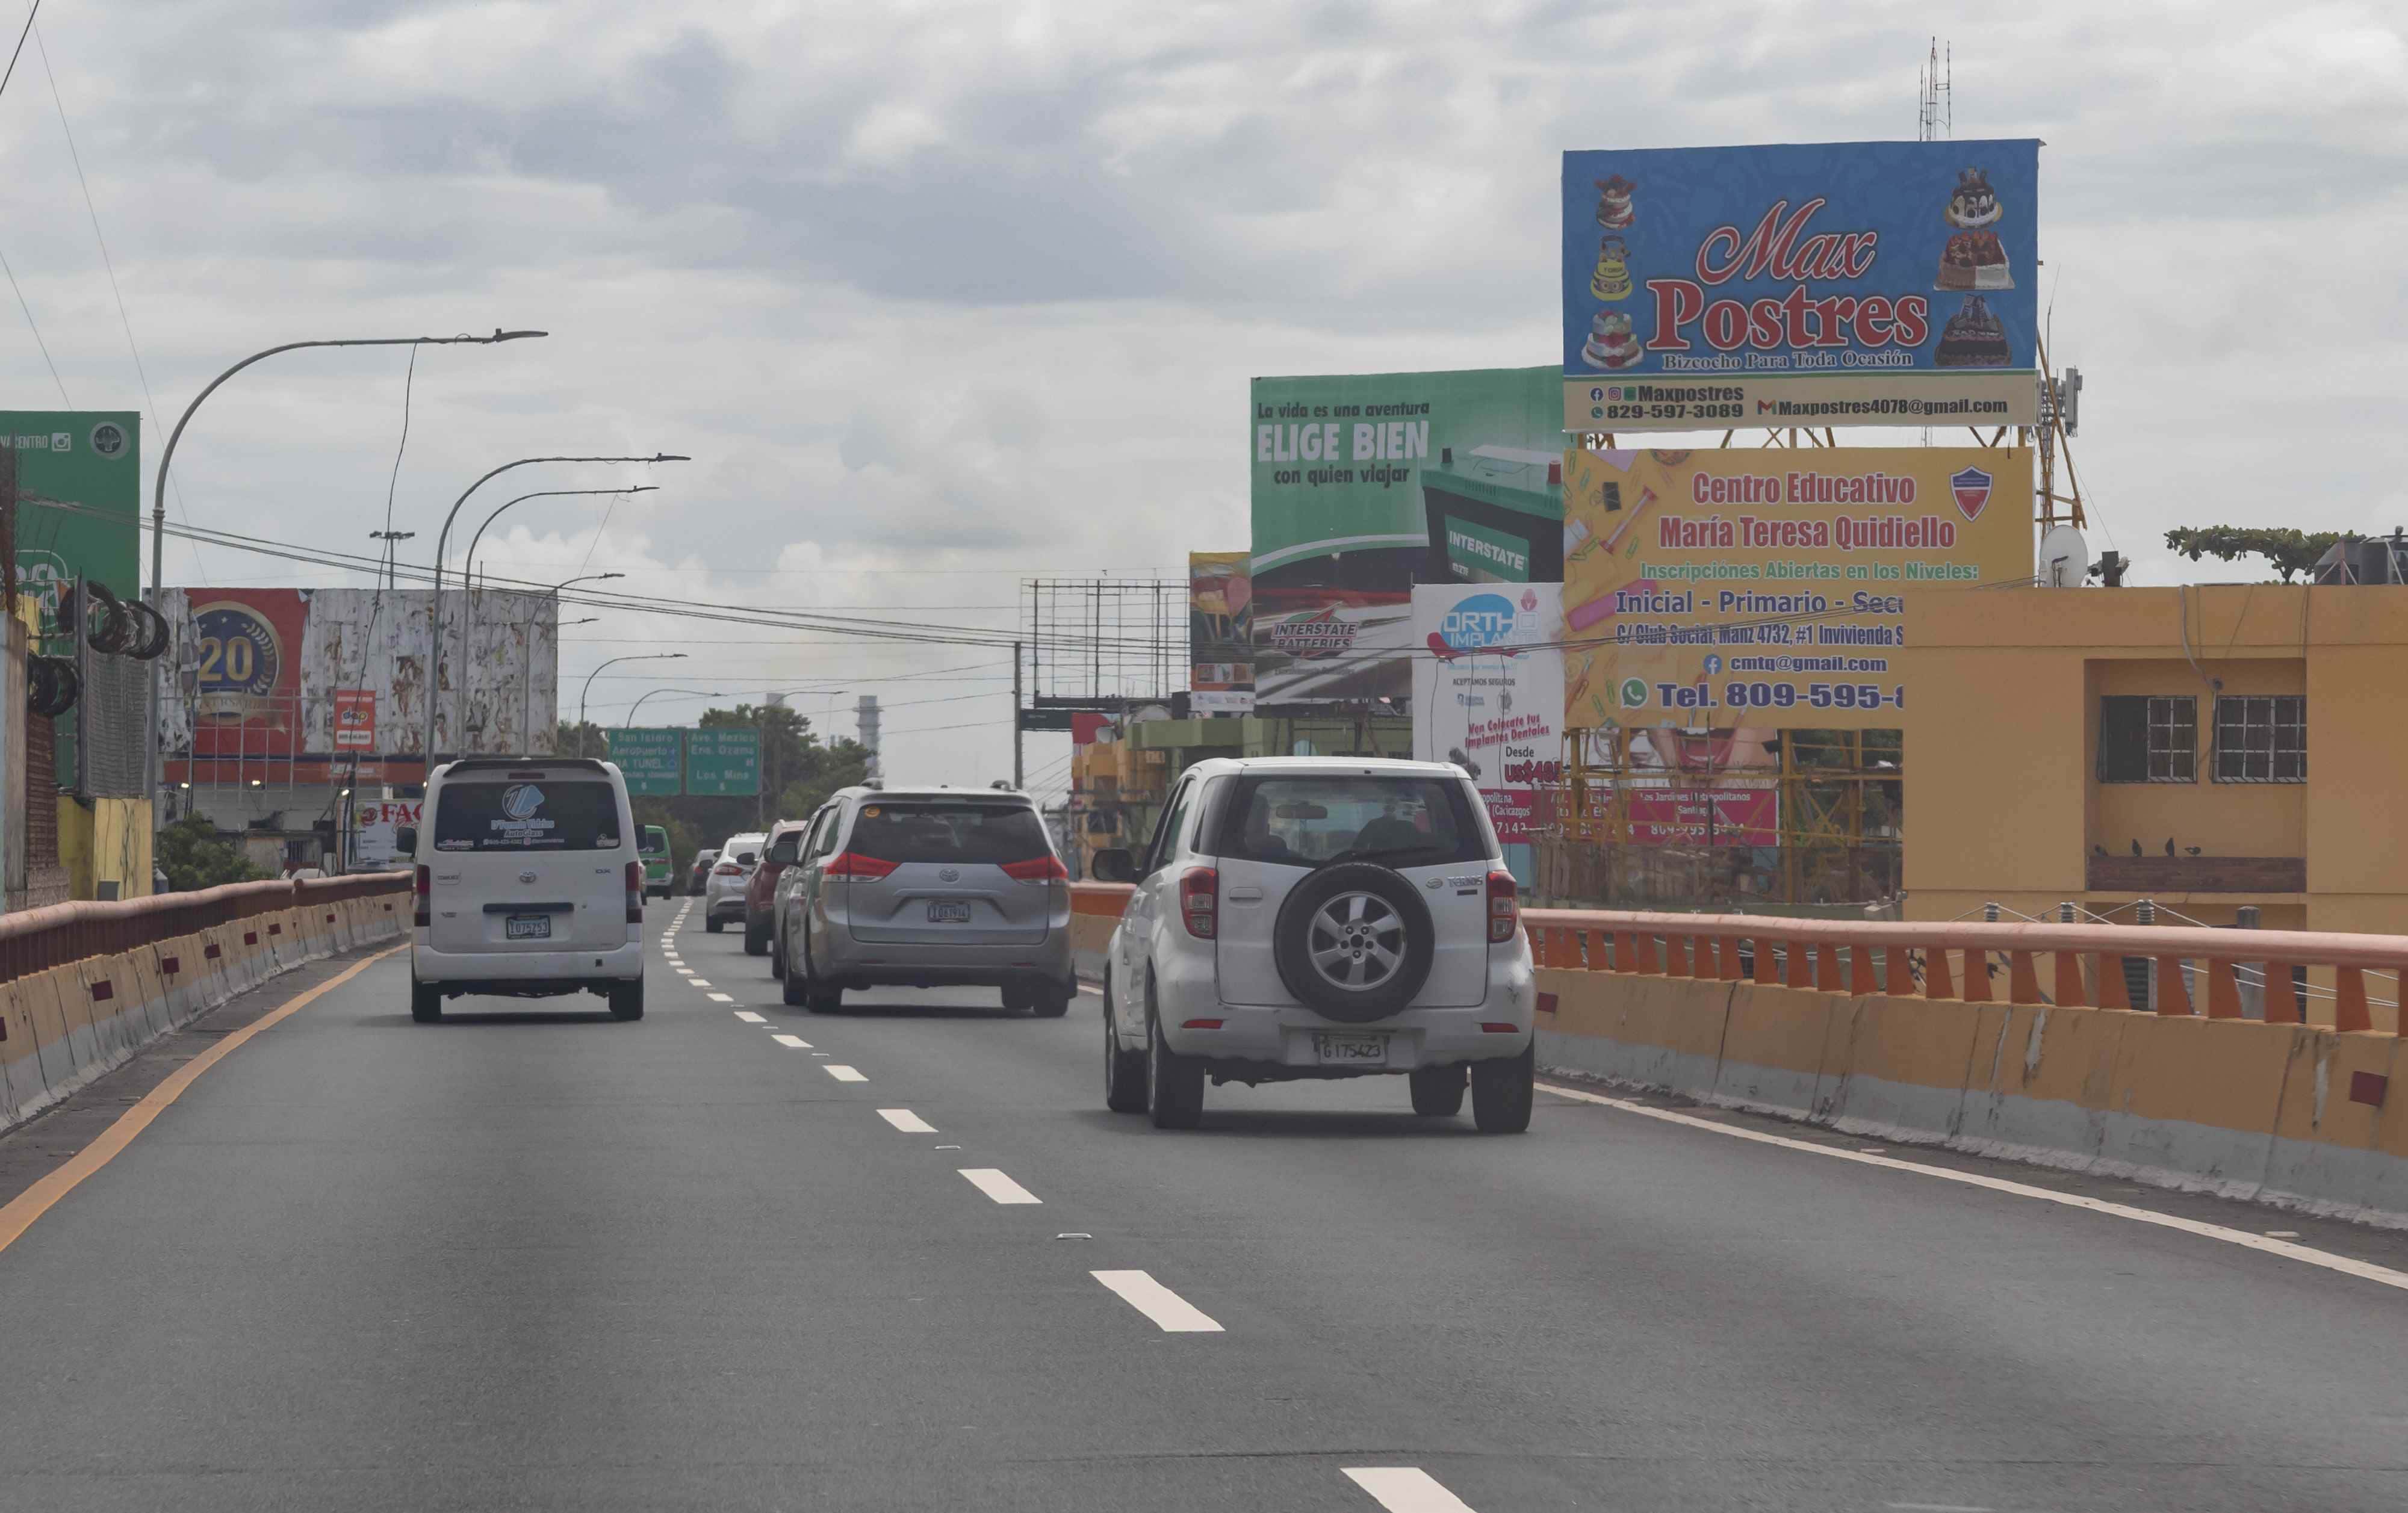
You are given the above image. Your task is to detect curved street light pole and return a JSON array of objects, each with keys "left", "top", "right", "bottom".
[
  {"left": 625, "top": 688, "right": 727, "bottom": 724},
  {"left": 146, "top": 328, "right": 544, "bottom": 822},
  {"left": 425, "top": 453, "right": 688, "bottom": 766},
  {"left": 459, "top": 487, "right": 653, "bottom": 737},
  {"left": 577, "top": 654, "right": 687, "bottom": 758}
]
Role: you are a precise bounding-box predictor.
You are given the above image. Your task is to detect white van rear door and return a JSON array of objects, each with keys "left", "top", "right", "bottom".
[{"left": 426, "top": 772, "right": 628, "bottom": 954}]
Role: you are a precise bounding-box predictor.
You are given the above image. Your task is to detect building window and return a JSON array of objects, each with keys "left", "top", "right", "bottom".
[
  {"left": 2214, "top": 696, "right": 2306, "bottom": 784},
  {"left": 2098, "top": 695, "right": 2195, "bottom": 783}
]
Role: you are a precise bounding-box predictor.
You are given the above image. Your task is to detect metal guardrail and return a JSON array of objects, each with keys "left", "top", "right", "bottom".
[
  {"left": 0, "top": 874, "right": 410, "bottom": 983},
  {"left": 1065, "top": 883, "right": 2408, "bottom": 1033}
]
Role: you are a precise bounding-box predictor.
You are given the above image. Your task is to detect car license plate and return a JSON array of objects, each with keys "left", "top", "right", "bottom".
[
  {"left": 1311, "top": 1032, "right": 1387, "bottom": 1065},
  {"left": 505, "top": 914, "right": 551, "bottom": 941},
  {"left": 926, "top": 900, "right": 972, "bottom": 923}
]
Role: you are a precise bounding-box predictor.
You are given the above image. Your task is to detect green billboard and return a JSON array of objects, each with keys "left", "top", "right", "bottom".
[
  {"left": 683, "top": 727, "right": 761, "bottom": 797},
  {"left": 7, "top": 412, "right": 142, "bottom": 620},
  {"left": 604, "top": 728, "right": 684, "bottom": 796}
]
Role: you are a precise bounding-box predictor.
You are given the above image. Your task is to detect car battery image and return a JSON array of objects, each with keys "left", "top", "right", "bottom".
[{"left": 1420, "top": 445, "right": 1565, "bottom": 586}]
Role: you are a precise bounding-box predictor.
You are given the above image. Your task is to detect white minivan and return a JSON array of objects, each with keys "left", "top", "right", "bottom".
[{"left": 403, "top": 757, "right": 647, "bottom": 1023}]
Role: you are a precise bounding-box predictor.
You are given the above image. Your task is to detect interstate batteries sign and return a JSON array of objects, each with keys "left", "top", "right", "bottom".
[
  {"left": 1560, "top": 141, "right": 2040, "bottom": 430},
  {"left": 1560, "top": 447, "right": 2032, "bottom": 729}
]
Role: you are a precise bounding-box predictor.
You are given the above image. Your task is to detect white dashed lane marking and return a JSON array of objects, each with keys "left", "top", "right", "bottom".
[
  {"left": 823, "top": 1065, "right": 867, "bottom": 1083},
  {"left": 1090, "top": 1269, "right": 1223, "bottom": 1333},
  {"left": 733, "top": 1010, "right": 765, "bottom": 1023},
  {"left": 707, "top": 993, "right": 734, "bottom": 1003},
  {"left": 958, "top": 1168, "right": 1040, "bottom": 1205},
  {"left": 1341, "top": 1467, "right": 1479, "bottom": 1513},
  {"left": 772, "top": 1034, "right": 812, "bottom": 1049},
  {"left": 687, "top": 979, "right": 711, "bottom": 988},
  {"left": 877, "top": 1109, "right": 936, "bottom": 1133}
]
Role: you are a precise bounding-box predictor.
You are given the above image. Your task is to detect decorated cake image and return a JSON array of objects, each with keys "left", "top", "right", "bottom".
[
  {"left": 1589, "top": 235, "right": 1632, "bottom": 300},
  {"left": 1944, "top": 167, "right": 2002, "bottom": 229},
  {"left": 1932, "top": 295, "right": 2011, "bottom": 368},
  {"left": 1580, "top": 311, "right": 1642, "bottom": 370},
  {"left": 1594, "top": 175, "right": 1636, "bottom": 229},
  {"left": 1935, "top": 230, "right": 2012, "bottom": 290}
]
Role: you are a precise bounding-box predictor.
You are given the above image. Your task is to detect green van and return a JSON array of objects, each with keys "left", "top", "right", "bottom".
[{"left": 639, "top": 825, "right": 673, "bottom": 900}]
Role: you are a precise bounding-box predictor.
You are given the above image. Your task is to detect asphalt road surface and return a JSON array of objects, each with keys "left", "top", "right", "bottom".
[{"left": 3, "top": 899, "right": 2407, "bottom": 1512}]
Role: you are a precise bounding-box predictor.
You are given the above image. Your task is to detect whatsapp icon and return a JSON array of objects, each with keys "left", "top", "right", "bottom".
[{"left": 1619, "top": 678, "right": 1648, "bottom": 708}]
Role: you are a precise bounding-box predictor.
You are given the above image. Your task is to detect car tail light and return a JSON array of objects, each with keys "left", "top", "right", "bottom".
[
  {"left": 414, "top": 864, "right": 430, "bottom": 927},
  {"left": 625, "top": 861, "right": 644, "bottom": 924},
  {"left": 999, "top": 855, "right": 1068, "bottom": 882},
  {"left": 824, "top": 850, "right": 899, "bottom": 879},
  {"left": 1180, "top": 866, "right": 1218, "bottom": 939},
  {"left": 1487, "top": 869, "right": 1519, "bottom": 943},
  {"left": 713, "top": 862, "right": 742, "bottom": 876}
]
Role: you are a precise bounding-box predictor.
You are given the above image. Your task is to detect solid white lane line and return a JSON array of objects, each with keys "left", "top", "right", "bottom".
[
  {"left": 878, "top": 1108, "right": 936, "bottom": 1133},
  {"left": 772, "top": 1033, "right": 812, "bottom": 1049},
  {"left": 1534, "top": 1080, "right": 2408, "bottom": 1295},
  {"left": 824, "top": 1065, "right": 867, "bottom": 1083},
  {"left": 958, "top": 1168, "right": 1040, "bottom": 1205},
  {"left": 1090, "top": 1269, "right": 1223, "bottom": 1332},
  {"left": 1078, "top": 982, "right": 1102, "bottom": 995},
  {"left": 733, "top": 1010, "right": 765, "bottom": 1023},
  {"left": 707, "top": 992, "right": 735, "bottom": 1003},
  {"left": 1342, "top": 1468, "right": 1477, "bottom": 1513}
]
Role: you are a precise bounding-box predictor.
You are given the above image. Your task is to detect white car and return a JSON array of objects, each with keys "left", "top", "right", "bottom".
[
  {"left": 704, "top": 831, "right": 766, "bottom": 932},
  {"left": 404, "top": 756, "right": 647, "bottom": 1022},
  {"left": 1094, "top": 756, "right": 1536, "bottom": 1131}
]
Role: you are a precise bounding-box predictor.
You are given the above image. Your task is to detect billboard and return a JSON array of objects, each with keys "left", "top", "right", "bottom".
[
  {"left": 1409, "top": 583, "right": 1565, "bottom": 845},
  {"left": 1251, "top": 368, "right": 1562, "bottom": 706},
  {"left": 158, "top": 587, "right": 560, "bottom": 766},
  {"left": 344, "top": 796, "right": 421, "bottom": 870},
  {"left": 1628, "top": 786, "right": 1779, "bottom": 846},
  {"left": 7, "top": 412, "right": 141, "bottom": 620},
  {"left": 1187, "top": 551, "right": 1254, "bottom": 716},
  {"left": 1560, "top": 446, "right": 2032, "bottom": 728},
  {"left": 1561, "top": 141, "right": 2040, "bottom": 430}
]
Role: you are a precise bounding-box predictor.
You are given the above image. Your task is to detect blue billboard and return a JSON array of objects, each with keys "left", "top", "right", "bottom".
[{"left": 1559, "top": 140, "right": 2041, "bottom": 430}]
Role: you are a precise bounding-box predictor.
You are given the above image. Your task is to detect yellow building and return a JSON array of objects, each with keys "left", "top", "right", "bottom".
[{"left": 1906, "top": 583, "right": 2408, "bottom": 944}]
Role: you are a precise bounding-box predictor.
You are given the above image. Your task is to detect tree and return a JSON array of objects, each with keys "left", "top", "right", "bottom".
[
  {"left": 2162, "top": 527, "right": 2343, "bottom": 583},
  {"left": 157, "top": 815, "right": 270, "bottom": 891}
]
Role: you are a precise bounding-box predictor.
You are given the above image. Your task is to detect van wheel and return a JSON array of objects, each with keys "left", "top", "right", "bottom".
[
  {"left": 807, "top": 977, "right": 843, "bottom": 1014},
  {"left": 411, "top": 979, "right": 442, "bottom": 1024},
  {"left": 1103, "top": 974, "right": 1148, "bottom": 1113},
  {"left": 706, "top": 915, "right": 724, "bottom": 933},
  {"left": 1470, "top": 1044, "right": 1534, "bottom": 1133},
  {"left": 1409, "top": 1063, "right": 1466, "bottom": 1116},
  {"left": 743, "top": 918, "right": 768, "bottom": 956},
  {"left": 781, "top": 958, "right": 808, "bottom": 1006},
  {"left": 1031, "top": 982, "right": 1072, "bottom": 1018},
  {"left": 609, "top": 980, "right": 645, "bottom": 1021},
  {"left": 1146, "top": 988, "right": 1205, "bottom": 1130},
  {"left": 1001, "top": 982, "right": 1032, "bottom": 1013},
  {"left": 769, "top": 932, "right": 786, "bottom": 979}
]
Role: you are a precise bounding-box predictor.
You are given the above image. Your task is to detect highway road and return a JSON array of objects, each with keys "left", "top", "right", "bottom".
[{"left": 3, "top": 902, "right": 2407, "bottom": 1511}]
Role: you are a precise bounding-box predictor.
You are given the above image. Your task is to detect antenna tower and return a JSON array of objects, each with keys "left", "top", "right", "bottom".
[{"left": 1918, "top": 39, "right": 1950, "bottom": 447}]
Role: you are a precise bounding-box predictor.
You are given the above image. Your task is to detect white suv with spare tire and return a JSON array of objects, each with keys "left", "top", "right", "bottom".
[{"left": 1093, "top": 756, "right": 1535, "bottom": 1132}]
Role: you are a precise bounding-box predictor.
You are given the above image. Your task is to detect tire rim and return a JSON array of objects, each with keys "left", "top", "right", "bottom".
[{"left": 1305, "top": 890, "right": 1407, "bottom": 992}]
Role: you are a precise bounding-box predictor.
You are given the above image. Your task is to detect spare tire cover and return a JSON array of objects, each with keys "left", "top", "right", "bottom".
[{"left": 1271, "top": 862, "right": 1435, "bottom": 1023}]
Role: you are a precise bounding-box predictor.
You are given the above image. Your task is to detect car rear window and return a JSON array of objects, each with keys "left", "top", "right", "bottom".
[
  {"left": 1213, "top": 775, "right": 1487, "bottom": 868},
  {"left": 846, "top": 802, "right": 1050, "bottom": 865},
  {"left": 432, "top": 780, "right": 622, "bottom": 852},
  {"left": 641, "top": 827, "right": 669, "bottom": 857}
]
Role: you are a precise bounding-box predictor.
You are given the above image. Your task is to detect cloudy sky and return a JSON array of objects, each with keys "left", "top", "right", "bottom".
[{"left": 0, "top": 0, "right": 2400, "bottom": 796}]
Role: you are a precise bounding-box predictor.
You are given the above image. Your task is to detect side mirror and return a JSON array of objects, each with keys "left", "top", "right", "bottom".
[
  {"left": 1090, "top": 847, "right": 1136, "bottom": 884},
  {"left": 394, "top": 825, "right": 418, "bottom": 855}
]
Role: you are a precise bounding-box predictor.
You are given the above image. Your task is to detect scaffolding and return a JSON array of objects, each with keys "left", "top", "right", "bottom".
[{"left": 1020, "top": 577, "right": 1185, "bottom": 708}]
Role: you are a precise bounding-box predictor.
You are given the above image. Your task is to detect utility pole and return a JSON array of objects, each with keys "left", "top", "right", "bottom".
[{"left": 1012, "top": 639, "right": 1024, "bottom": 791}]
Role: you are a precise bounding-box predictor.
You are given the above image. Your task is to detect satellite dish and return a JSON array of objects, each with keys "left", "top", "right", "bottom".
[{"left": 2038, "top": 524, "right": 2091, "bottom": 588}]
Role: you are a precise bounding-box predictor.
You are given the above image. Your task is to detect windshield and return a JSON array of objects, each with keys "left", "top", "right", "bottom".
[
  {"left": 641, "top": 827, "right": 669, "bottom": 858},
  {"left": 432, "top": 781, "right": 621, "bottom": 853},
  {"left": 1214, "top": 775, "right": 1485, "bottom": 868},
  {"left": 846, "top": 801, "right": 1050, "bottom": 864}
]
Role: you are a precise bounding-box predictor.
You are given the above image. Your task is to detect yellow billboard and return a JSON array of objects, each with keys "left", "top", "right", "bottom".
[{"left": 1563, "top": 446, "right": 2032, "bottom": 728}]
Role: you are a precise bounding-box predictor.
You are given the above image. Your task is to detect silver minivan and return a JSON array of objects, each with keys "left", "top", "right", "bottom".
[
  {"left": 775, "top": 786, "right": 1073, "bottom": 1014},
  {"left": 405, "top": 757, "right": 647, "bottom": 1022}
]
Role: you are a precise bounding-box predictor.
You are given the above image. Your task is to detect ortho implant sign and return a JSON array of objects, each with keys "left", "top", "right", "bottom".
[{"left": 1559, "top": 141, "right": 2040, "bottom": 431}]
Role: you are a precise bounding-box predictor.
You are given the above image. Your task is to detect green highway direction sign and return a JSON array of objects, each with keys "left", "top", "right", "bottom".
[
  {"left": 683, "top": 727, "right": 762, "bottom": 797},
  {"left": 604, "top": 728, "right": 685, "bottom": 796}
]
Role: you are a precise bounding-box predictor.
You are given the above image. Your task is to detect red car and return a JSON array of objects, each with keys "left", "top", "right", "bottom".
[{"left": 743, "top": 818, "right": 811, "bottom": 956}]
